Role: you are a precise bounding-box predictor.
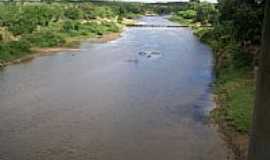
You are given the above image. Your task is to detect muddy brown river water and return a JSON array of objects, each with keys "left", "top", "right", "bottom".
[{"left": 0, "top": 16, "right": 231, "bottom": 160}]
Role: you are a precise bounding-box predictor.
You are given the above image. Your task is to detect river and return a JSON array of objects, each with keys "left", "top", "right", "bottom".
[{"left": 0, "top": 16, "right": 231, "bottom": 160}]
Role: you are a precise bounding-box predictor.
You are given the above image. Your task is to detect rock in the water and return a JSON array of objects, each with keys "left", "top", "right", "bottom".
[
  {"left": 138, "top": 51, "right": 146, "bottom": 56},
  {"left": 138, "top": 50, "right": 161, "bottom": 59}
]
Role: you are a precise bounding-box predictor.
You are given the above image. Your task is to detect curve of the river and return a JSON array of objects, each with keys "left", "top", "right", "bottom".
[{"left": 0, "top": 16, "right": 231, "bottom": 160}]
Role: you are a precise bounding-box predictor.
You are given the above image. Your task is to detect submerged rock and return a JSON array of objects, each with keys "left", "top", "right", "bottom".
[
  {"left": 138, "top": 50, "right": 161, "bottom": 60},
  {"left": 139, "top": 51, "right": 161, "bottom": 56},
  {"left": 138, "top": 51, "right": 147, "bottom": 56}
]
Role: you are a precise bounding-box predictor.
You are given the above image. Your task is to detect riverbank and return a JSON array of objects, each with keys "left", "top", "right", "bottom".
[
  {"left": 194, "top": 25, "right": 255, "bottom": 160},
  {"left": 211, "top": 69, "right": 254, "bottom": 160},
  {"left": 0, "top": 30, "right": 124, "bottom": 68},
  {"left": 0, "top": 3, "right": 141, "bottom": 68},
  {"left": 170, "top": 14, "right": 255, "bottom": 160}
]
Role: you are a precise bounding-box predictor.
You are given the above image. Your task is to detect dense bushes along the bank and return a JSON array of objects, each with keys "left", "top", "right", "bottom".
[
  {"left": 171, "top": 0, "right": 265, "bottom": 133},
  {"left": 0, "top": 2, "right": 144, "bottom": 62}
]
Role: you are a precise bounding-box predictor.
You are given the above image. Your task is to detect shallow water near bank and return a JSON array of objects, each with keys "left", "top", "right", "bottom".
[{"left": 0, "top": 16, "right": 231, "bottom": 160}]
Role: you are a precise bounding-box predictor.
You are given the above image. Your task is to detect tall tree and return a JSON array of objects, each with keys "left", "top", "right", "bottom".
[{"left": 248, "top": 0, "right": 270, "bottom": 159}]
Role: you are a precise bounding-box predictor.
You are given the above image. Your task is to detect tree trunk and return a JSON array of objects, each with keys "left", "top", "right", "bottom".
[{"left": 248, "top": 1, "right": 270, "bottom": 160}]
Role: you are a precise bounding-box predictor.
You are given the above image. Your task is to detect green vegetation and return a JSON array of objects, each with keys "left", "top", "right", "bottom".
[
  {"left": 0, "top": 40, "right": 30, "bottom": 61},
  {"left": 170, "top": 14, "right": 194, "bottom": 26},
  {"left": 144, "top": 3, "right": 186, "bottom": 15},
  {"left": 171, "top": 0, "right": 265, "bottom": 133},
  {"left": 213, "top": 69, "right": 255, "bottom": 132},
  {"left": 170, "top": 2, "right": 217, "bottom": 26},
  {"left": 0, "top": 2, "right": 144, "bottom": 62}
]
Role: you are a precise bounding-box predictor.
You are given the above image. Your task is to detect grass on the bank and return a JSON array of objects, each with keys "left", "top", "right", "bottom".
[
  {"left": 197, "top": 25, "right": 255, "bottom": 133},
  {"left": 213, "top": 69, "right": 255, "bottom": 133},
  {"left": 199, "top": 25, "right": 255, "bottom": 133}
]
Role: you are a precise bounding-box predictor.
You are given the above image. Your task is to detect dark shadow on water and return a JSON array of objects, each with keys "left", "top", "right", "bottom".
[{"left": 161, "top": 88, "right": 213, "bottom": 125}]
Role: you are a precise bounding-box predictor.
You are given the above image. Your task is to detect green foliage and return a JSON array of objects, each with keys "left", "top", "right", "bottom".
[
  {"left": 91, "top": 6, "right": 115, "bottom": 18},
  {"left": 169, "top": 15, "right": 193, "bottom": 26},
  {"left": 0, "top": 4, "right": 64, "bottom": 35},
  {"left": 155, "top": 6, "right": 172, "bottom": 15},
  {"left": 78, "top": 22, "right": 105, "bottom": 35},
  {"left": 63, "top": 20, "right": 80, "bottom": 33},
  {"left": 218, "top": 0, "right": 264, "bottom": 44},
  {"left": 214, "top": 69, "right": 255, "bottom": 132},
  {"left": 22, "top": 31, "right": 65, "bottom": 48},
  {"left": 0, "top": 27, "right": 15, "bottom": 42},
  {"left": 171, "top": 2, "right": 217, "bottom": 25},
  {"left": 195, "top": 2, "right": 218, "bottom": 24},
  {"left": 177, "top": 10, "right": 197, "bottom": 19},
  {"left": 64, "top": 7, "right": 83, "bottom": 20},
  {"left": 79, "top": 4, "right": 97, "bottom": 20},
  {"left": 61, "top": 21, "right": 120, "bottom": 37},
  {"left": 102, "top": 22, "right": 120, "bottom": 33},
  {"left": 0, "top": 40, "right": 31, "bottom": 61}
]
